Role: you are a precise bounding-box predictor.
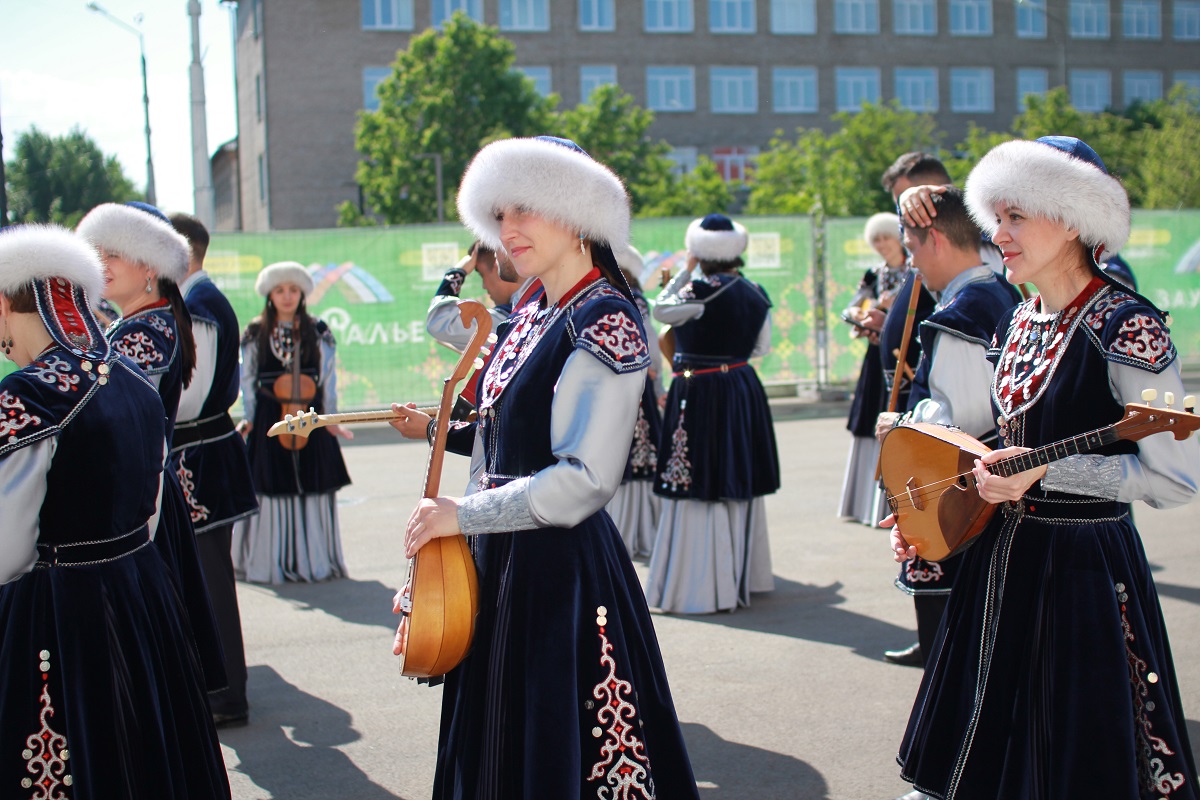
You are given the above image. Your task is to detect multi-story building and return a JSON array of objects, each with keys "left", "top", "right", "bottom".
[{"left": 224, "top": 0, "right": 1200, "bottom": 231}]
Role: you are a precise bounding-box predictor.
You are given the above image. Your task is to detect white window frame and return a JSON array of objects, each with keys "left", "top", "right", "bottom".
[
  {"left": 711, "top": 146, "right": 759, "bottom": 182},
  {"left": 1124, "top": 70, "right": 1163, "bottom": 103},
  {"left": 1016, "top": 67, "right": 1049, "bottom": 109},
  {"left": 950, "top": 67, "right": 995, "bottom": 111},
  {"left": 362, "top": 0, "right": 415, "bottom": 29},
  {"left": 645, "top": 0, "right": 695, "bottom": 31},
  {"left": 500, "top": 0, "right": 550, "bottom": 30},
  {"left": 668, "top": 147, "right": 699, "bottom": 175},
  {"left": 836, "top": 67, "right": 882, "bottom": 110},
  {"left": 894, "top": 67, "right": 939, "bottom": 110},
  {"left": 1070, "top": 69, "right": 1112, "bottom": 110},
  {"left": 1069, "top": 0, "right": 1111, "bottom": 37},
  {"left": 1174, "top": 71, "right": 1200, "bottom": 95},
  {"left": 1015, "top": 0, "right": 1047, "bottom": 36},
  {"left": 950, "top": 0, "right": 994, "bottom": 34},
  {"left": 363, "top": 67, "right": 392, "bottom": 111},
  {"left": 647, "top": 66, "right": 697, "bottom": 111},
  {"left": 580, "top": 65, "right": 618, "bottom": 100},
  {"left": 517, "top": 66, "right": 553, "bottom": 97},
  {"left": 772, "top": 67, "right": 819, "bottom": 112},
  {"left": 579, "top": 0, "right": 616, "bottom": 30},
  {"left": 710, "top": 67, "right": 758, "bottom": 113},
  {"left": 771, "top": 0, "right": 816, "bottom": 31},
  {"left": 432, "top": 0, "right": 482, "bottom": 26},
  {"left": 835, "top": 0, "right": 881, "bottom": 32},
  {"left": 710, "top": 0, "right": 756, "bottom": 31},
  {"left": 894, "top": 0, "right": 937, "bottom": 33},
  {"left": 1176, "top": 0, "right": 1200, "bottom": 38},
  {"left": 1122, "top": 0, "right": 1161, "bottom": 36}
]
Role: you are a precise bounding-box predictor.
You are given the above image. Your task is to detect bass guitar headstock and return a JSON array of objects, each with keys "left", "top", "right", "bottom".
[
  {"left": 1113, "top": 390, "right": 1200, "bottom": 443},
  {"left": 267, "top": 407, "right": 322, "bottom": 439}
]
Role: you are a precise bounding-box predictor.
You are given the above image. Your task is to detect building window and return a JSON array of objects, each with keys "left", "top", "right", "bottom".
[
  {"left": 895, "top": 0, "right": 937, "bottom": 33},
  {"left": 835, "top": 0, "right": 880, "bottom": 31},
  {"left": 516, "top": 66, "right": 552, "bottom": 96},
  {"left": 1173, "top": 0, "right": 1200, "bottom": 36},
  {"left": 950, "top": 67, "right": 994, "bottom": 111},
  {"left": 1123, "top": 0, "right": 1161, "bottom": 35},
  {"left": 712, "top": 146, "right": 758, "bottom": 181},
  {"left": 772, "top": 67, "right": 819, "bottom": 111},
  {"left": 645, "top": 0, "right": 695, "bottom": 30},
  {"left": 647, "top": 66, "right": 696, "bottom": 110},
  {"left": 432, "top": 0, "right": 482, "bottom": 26},
  {"left": 1015, "top": 0, "right": 1047, "bottom": 36},
  {"left": 950, "top": 0, "right": 993, "bottom": 33},
  {"left": 363, "top": 67, "right": 391, "bottom": 111},
  {"left": 1124, "top": 70, "right": 1163, "bottom": 103},
  {"left": 1071, "top": 69, "right": 1112, "bottom": 110},
  {"left": 1017, "top": 67, "right": 1049, "bottom": 109},
  {"left": 836, "top": 67, "right": 881, "bottom": 110},
  {"left": 668, "top": 147, "right": 699, "bottom": 175},
  {"left": 362, "top": 0, "right": 414, "bottom": 29},
  {"left": 501, "top": 0, "right": 550, "bottom": 30},
  {"left": 1070, "top": 0, "right": 1110, "bottom": 36},
  {"left": 894, "top": 67, "right": 939, "bottom": 110},
  {"left": 251, "top": 0, "right": 262, "bottom": 38},
  {"left": 710, "top": 0, "right": 756, "bottom": 31},
  {"left": 257, "top": 153, "right": 266, "bottom": 203},
  {"left": 771, "top": 0, "right": 816, "bottom": 31},
  {"left": 255, "top": 73, "right": 263, "bottom": 121},
  {"left": 1174, "top": 71, "right": 1200, "bottom": 95},
  {"left": 580, "top": 0, "right": 615, "bottom": 29},
  {"left": 711, "top": 67, "right": 758, "bottom": 112},
  {"left": 580, "top": 65, "right": 617, "bottom": 99}
]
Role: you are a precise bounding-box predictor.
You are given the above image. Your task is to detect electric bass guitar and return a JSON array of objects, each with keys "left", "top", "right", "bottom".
[{"left": 879, "top": 389, "right": 1199, "bottom": 562}]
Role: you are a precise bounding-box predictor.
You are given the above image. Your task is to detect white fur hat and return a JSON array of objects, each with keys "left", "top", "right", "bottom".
[
  {"left": 965, "top": 136, "right": 1130, "bottom": 256},
  {"left": 686, "top": 214, "right": 748, "bottom": 262},
  {"left": 256, "top": 261, "right": 315, "bottom": 298},
  {"left": 75, "top": 202, "right": 190, "bottom": 284},
  {"left": 614, "top": 244, "right": 644, "bottom": 276},
  {"left": 0, "top": 224, "right": 105, "bottom": 300},
  {"left": 456, "top": 136, "right": 630, "bottom": 251},
  {"left": 863, "top": 212, "right": 901, "bottom": 244}
]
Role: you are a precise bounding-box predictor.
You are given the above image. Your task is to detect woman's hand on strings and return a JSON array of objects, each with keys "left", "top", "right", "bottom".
[
  {"left": 972, "top": 448, "right": 1047, "bottom": 504},
  {"left": 404, "top": 496, "right": 463, "bottom": 558},
  {"left": 391, "top": 584, "right": 411, "bottom": 656},
  {"left": 880, "top": 513, "right": 917, "bottom": 563},
  {"left": 390, "top": 402, "right": 432, "bottom": 440}
]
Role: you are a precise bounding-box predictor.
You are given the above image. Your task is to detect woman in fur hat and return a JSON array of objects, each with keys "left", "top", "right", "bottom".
[
  {"left": 0, "top": 225, "right": 231, "bottom": 798},
  {"left": 838, "top": 212, "right": 906, "bottom": 527},
  {"left": 396, "top": 135, "right": 699, "bottom": 799},
  {"left": 891, "top": 137, "right": 1200, "bottom": 800},
  {"left": 645, "top": 214, "right": 781, "bottom": 614},
  {"left": 233, "top": 262, "right": 352, "bottom": 584},
  {"left": 77, "top": 200, "right": 227, "bottom": 692}
]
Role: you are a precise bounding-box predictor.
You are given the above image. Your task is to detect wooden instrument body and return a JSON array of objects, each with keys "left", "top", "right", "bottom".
[
  {"left": 879, "top": 423, "right": 996, "bottom": 562},
  {"left": 273, "top": 337, "right": 318, "bottom": 451}
]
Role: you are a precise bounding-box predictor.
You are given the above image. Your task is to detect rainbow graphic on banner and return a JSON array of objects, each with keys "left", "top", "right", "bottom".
[{"left": 308, "top": 262, "right": 395, "bottom": 304}]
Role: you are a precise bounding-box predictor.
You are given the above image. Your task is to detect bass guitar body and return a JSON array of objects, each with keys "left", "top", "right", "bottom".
[
  {"left": 400, "top": 534, "right": 479, "bottom": 678},
  {"left": 879, "top": 423, "right": 996, "bottom": 562}
]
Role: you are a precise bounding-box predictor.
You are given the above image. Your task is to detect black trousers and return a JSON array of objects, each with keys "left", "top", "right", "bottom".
[
  {"left": 197, "top": 523, "right": 248, "bottom": 711},
  {"left": 914, "top": 593, "right": 949, "bottom": 670}
]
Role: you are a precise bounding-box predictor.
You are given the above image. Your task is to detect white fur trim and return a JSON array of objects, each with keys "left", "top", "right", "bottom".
[
  {"left": 0, "top": 224, "right": 105, "bottom": 300},
  {"left": 75, "top": 203, "right": 190, "bottom": 283},
  {"left": 685, "top": 218, "right": 748, "bottom": 262},
  {"left": 965, "top": 139, "right": 1130, "bottom": 254},
  {"left": 456, "top": 138, "right": 630, "bottom": 250},
  {"left": 864, "top": 212, "right": 901, "bottom": 244},
  {"left": 256, "top": 261, "right": 315, "bottom": 297}
]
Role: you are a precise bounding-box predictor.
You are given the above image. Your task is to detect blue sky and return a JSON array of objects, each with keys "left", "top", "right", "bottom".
[{"left": 1, "top": 0, "right": 238, "bottom": 215}]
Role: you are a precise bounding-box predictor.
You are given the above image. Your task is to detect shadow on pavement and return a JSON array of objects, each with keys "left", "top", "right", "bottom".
[
  {"left": 1188, "top": 719, "right": 1200, "bottom": 767},
  {"left": 219, "top": 665, "right": 402, "bottom": 799},
  {"left": 1153, "top": 581, "right": 1200, "bottom": 608},
  {"left": 262, "top": 577, "right": 400, "bottom": 631},
  {"left": 682, "top": 722, "right": 829, "bottom": 799},
  {"left": 667, "top": 577, "right": 917, "bottom": 662}
]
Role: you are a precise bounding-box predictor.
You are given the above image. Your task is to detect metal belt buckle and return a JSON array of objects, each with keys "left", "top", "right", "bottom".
[{"left": 720, "top": 364, "right": 729, "bottom": 373}]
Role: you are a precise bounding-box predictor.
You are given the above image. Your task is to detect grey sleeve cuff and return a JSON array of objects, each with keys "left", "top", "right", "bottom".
[
  {"left": 456, "top": 476, "right": 538, "bottom": 534},
  {"left": 1041, "top": 455, "right": 1121, "bottom": 500}
]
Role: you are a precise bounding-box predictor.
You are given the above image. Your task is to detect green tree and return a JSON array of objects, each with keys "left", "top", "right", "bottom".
[
  {"left": 637, "top": 156, "right": 734, "bottom": 217},
  {"left": 1134, "top": 85, "right": 1200, "bottom": 209},
  {"left": 5, "top": 126, "right": 140, "bottom": 227},
  {"left": 343, "top": 12, "right": 554, "bottom": 226}
]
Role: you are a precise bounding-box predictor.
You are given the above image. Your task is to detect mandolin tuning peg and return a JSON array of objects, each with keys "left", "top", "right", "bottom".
[
  {"left": 1141, "top": 388, "right": 1158, "bottom": 403},
  {"left": 472, "top": 358, "right": 484, "bottom": 370},
  {"left": 1185, "top": 395, "right": 1196, "bottom": 413},
  {"left": 1164, "top": 391, "right": 1175, "bottom": 407},
  {"left": 487, "top": 333, "right": 498, "bottom": 344}
]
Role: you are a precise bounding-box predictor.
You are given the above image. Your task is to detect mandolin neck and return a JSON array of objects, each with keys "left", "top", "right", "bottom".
[{"left": 989, "top": 426, "right": 1121, "bottom": 478}]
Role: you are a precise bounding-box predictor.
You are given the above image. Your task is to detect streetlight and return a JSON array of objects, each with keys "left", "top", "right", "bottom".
[
  {"left": 415, "top": 152, "right": 444, "bottom": 223},
  {"left": 86, "top": 2, "right": 156, "bottom": 207}
]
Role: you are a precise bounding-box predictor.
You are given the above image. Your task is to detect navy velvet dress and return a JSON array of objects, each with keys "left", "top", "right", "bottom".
[
  {"left": 898, "top": 278, "right": 1200, "bottom": 799},
  {"left": 0, "top": 285, "right": 229, "bottom": 798},
  {"left": 432, "top": 272, "right": 699, "bottom": 800}
]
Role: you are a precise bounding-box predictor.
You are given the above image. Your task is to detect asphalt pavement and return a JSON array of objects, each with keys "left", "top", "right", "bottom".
[{"left": 218, "top": 400, "right": 1200, "bottom": 799}]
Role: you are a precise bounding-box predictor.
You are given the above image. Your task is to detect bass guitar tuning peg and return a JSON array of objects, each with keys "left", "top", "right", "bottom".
[
  {"left": 1164, "top": 391, "right": 1175, "bottom": 407},
  {"left": 1141, "top": 388, "right": 1158, "bottom": 404},
  {"left": 1185, "top": 395, "right": 1196, "bottom": 414}
]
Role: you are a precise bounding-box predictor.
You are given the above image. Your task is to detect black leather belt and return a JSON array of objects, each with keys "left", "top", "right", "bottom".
[
  {"left": 173, "top": 411, "right": 236, "bottom": 448},
  {"left": 35, "top": 526, "right": 151, "bottom": 568}
]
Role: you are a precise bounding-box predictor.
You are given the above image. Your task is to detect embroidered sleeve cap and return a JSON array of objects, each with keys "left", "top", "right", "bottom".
[
  {"left": 1093, "top": 297, "right": 1176, "bottom": 374},
  {"left": 569, "top": 294, "right": 651, "bottom": 375},
  {"left": 112, "top": 314, "right": 176, "bottom": 376}
]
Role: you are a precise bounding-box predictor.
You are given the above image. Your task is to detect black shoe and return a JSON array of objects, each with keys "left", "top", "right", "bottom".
[
  {"left": 212, "top": 708, "right": 249, "bottom": 729},
  {"left": 883, "top": 642, "right": 923, "bottom": 667}
]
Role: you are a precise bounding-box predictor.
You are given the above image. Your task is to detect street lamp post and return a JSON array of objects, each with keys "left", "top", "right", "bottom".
[
  {"left": 86, "top": 2, "right": 156, "bottom": 207},
  {"left": 415, "top": 152, "right": 444, "bottom": 223}
]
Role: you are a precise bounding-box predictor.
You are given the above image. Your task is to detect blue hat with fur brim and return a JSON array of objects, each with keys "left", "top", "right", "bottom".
[
  {"left": 76, "top": 202, "right": 190, "bottom": 284},
  {"left": 685, "top": 214, "right": 748, "bottom": 262}
]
